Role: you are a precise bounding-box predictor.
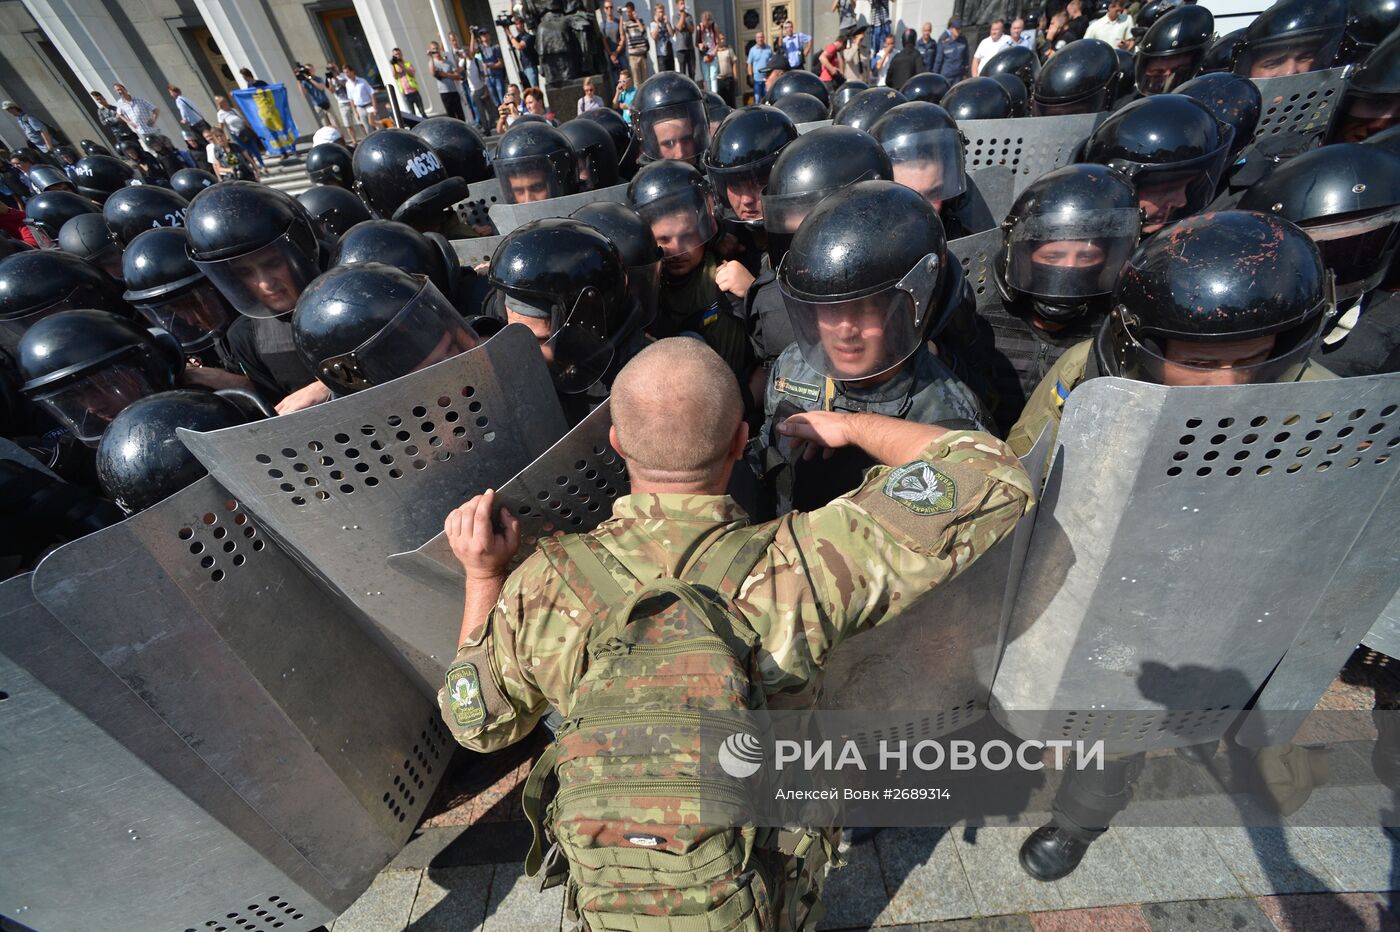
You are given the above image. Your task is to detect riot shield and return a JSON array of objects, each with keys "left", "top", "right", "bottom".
[
  {"left": 387, "top": 401, "right": 627, "bottom": 594},
  {"left": 488, "top": 181, "right": 630, "bottom": 235},
  {"left": 1364, "top": 590, "right": 1400, "bottom": 659},
  {"left": 796, "top": 119, "right": 832, "bottom": 135},
  {"left": 959, "top": 111, "right": 1102, "bottom": 194},
  {"left": 949, "top": 226, "right": 1002, "bottom": 311},
  {"left": 1251, "top": 66, "right": 1348, "bottom": 140},
  {"left": 453, "top": 233, "right": 505, "bottom": 267},
  {"left": 452, "top": 177, "right": 504, "bottom": 231},
  {"left": 823, "top": 428, "right": 1051, "bottom": 750},
  {"left": 993, "top": 374, "right": 1400, "bottom": 754},
  {"left": 23, "top": 473, "right": 450, "bottom": 926},
  {"left": 178, "top": 325, "right": 569, "bottom": 692},
  {"left": 962, "top": 164, "right": 1016, "bottom": 231}
]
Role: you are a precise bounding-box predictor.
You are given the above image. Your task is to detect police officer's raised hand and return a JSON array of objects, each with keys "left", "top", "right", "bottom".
[
  {"left": 445, "top": 488, "right": 521, "bottom": 581},
  {"left": 714, "top": 259, "right": 754, "bottom": 298}
]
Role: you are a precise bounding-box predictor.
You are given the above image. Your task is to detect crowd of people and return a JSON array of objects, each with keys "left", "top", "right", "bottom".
[{"left": 4, "top": 0, "right": 1400, "bottom": 926}]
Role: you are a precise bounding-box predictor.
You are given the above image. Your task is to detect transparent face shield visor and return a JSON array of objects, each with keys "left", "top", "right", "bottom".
[
  {"left": 133, "top": 281, "right": 235, "bottom": 354},
  {"left": 626, "top": 258, "right": 662, "bottom": 330},
  {"left": 1004, "top": 208, "right": 1141, "bottom": 300},
  {"left": 497, "top": 153, "right": 574, "bottom": 205},
  {"left": 1233, "top": 27, "right": 1344, "bottom": 79},
  {"left": 1328, "top": 90, "right": 1400, "bottom": 144},
  {"left": 1032, "top": 86, "right": 1111, "bottom": 117},
  {"left": 1116, "top": 138, "right": 1232, "bottom": 231},
  {"left": 1105, "top": 286, "right": 1333, "bottom": 387},
  {"left": 763, "top": 169, "right": 880, "bottom": 264},
  {"left": 780, "top": 253, "right": 940, "bottom": 381},
  {"left": 318, "top": 278, "right": 479, "bottom": 395},
  {"left": 882, "top": 128, "right": 968, "bottom": 208},
  {"left": 1302, "top": 205, "right": 1400, "bottom": 302},
  {"left": 576, "top": 145, "right": 619, "bottom": 192},
  {"left": 1135, "top": 49, "right": 1205, "bottom": 95},
  {"left": 192, "top": 230, "right": 322, "bottom": 319},
  {"left": 637, "top": 188, "right": 719, "bottom": 258},
  {"left": 33, "top": 358, "right": 163, "bottom": 445},
  {"left": 0, "top": 288, "right": 102, "bottom": 357},
  {"left": 709, "top": 152, "right": 780, "bottom": 226},
  {"left": 505, "top": 287, "right": 619, "bottom": 394},
  {"left": 638, "top": 100, "right": 710, "bottom": 163}
]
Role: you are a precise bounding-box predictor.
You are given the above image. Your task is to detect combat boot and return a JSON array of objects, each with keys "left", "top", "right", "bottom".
[{"left": 1018, "top": 823, "right": 1094, "bottom": 881}]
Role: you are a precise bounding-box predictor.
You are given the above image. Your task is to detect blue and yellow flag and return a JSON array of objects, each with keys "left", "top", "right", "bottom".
[{"left": 232, "top": 84, "right": 299, "bottom": 156}]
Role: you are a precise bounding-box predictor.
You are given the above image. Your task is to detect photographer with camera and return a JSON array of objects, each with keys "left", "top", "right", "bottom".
[
  {"left": 326, "top": 63, "right": 358, "bottom": 144},
  {"left": 390, "top": 48, "right": 425, "bottom": 118},
  {"left": 478, "top": 29, "right": 508, "bottom": 105},
  {"left": 508, "top": 15, "right": 540, "bottom": 90},
  {"left": 293, "top": 64, "right": 334, "bottom": 128}
]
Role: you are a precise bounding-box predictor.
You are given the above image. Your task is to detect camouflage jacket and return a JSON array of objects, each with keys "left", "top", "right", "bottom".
[{"left": 442, "top": 430, "right": 1034, "bottom": 752}]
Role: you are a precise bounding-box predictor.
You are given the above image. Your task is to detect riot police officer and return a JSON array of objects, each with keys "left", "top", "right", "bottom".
[
  {"left": 558, "top": 118, "right": 621, "bottom": 192},
  {"left": 23, "top": 189, "right": 100, "bottom": 246},
  {"left": 494, "top": 121, "right": 580, "bottom": 205},
  {"left": 71, "top": 154, "right": 138, "bottom": 204},
  {"left": 830, "top": 80, "right": 871, "bottom": 114},
  {"left": 170, "top": 167, "right": 217, "bottom": 201},
  {"left": 765, "top": 68, "right": 830, "bottom": 109},
  {"left": 1135, "top": 4, "right": 1215, "bottom": 95},
  {"left": 704, "top": 91, "right": 733, "bottom": 136},
  {"left": 292, "top": 262, "right": 480, "bottom": 397},
  {"left": 868, "top": 102, "right": 977, "bottom": 235},
  {"left": 1081, "top": 94, "right": 1234, "bottom": 235},
  {"left": 122, "top": 226, "right": 239, "bottom": 370},
  {"left": 833, "top": 87, "right": 908, "bottom": 132},
  {"left": 633, "top": 71, "right": 711, "bottom": 165},
  {"left": 768, "top": 92, "right": 829, "bottom": 124},
  {"left": 102, "top": 183, "right": 189, "bottom": 247},
  {"left": 57, "top": 212, "right": 124, "bottom": 283},
  {"left": 702, "top": 106, "right": 797, "bottom": 226},
  {"left": 1326, "top": 28, "right": 1400, "bottom": 144},
  {"left": 0, "top": 247, "right": 127, "bottom": 357},
  {"left": 1032, "top": 38, "right": 1121, "bottom": 116},
  {"left": 411, "top": 117, "right": 494, "bottom": 183},
  {"left": 332, "top": 218, "right": 473, "bottom": 314},
  {"left": 981, "top": 45, "right": 1039, "bottom": 97},
  {"left": 305, "top": 142, "right": 355, "bottom": 189},
  {"left": 297, "top": 184, "right": 373, "bottom": 241},
  {"left": 352, "top": 129, "right": 472, "bottom": 236},
  {"left": 758, "top": 179, "right": 988, "bottom": 512},
  {"left": 1176, "top": 73, "right": 1262, "bottom": 159},
  {"left": 1231, "top": 0, "right": 1347, "bottom": 79},
  {"left": 900, "top": 72, "right": 951, "bottom": 105},
  {"left": 576, "top": 108, "right": 640, "bottom": 180},
  {"left": 26, "top": 165, "right": 75, "bottom": 195},
  {"left": 570, "top": 201, "right": 663, "bottom": 330}
]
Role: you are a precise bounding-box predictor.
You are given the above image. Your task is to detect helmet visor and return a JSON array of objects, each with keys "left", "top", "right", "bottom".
[
  {"left": 636, "top": 188, "right": 719, "bottom": 258},
  {"left": 317, "top": 278, "right": 479, "bottom": 394},
  {"left": 1105, "top": 299, "right": 1331, "bottom": 386},
  {"left": 1032, "top": 88, "right": 1110, "bottom": 116},
  {"left": 576, "top": 147, "right": 619, "bottom": 192},
  {"left": 34, "top": 361, "right": 161, "bottom": 445},
  {"left": 626, "top": 258, "right": 662, "bottom": 330},
  {"left": 1232, "top": 27, "right": 1344, "bottom": 79},
  {"left": 709, "top": 153, "right": 780, "bottom": 224},
  {"left": 545, "top": 287, "right": 617, "bottom": 394},
  {"left": 1302, "top": 205, "right": 1400, "bottom": 300},
  {"left": 1135, "top": 50, "right": 1204, "bottom": 95},
  {"left": 0, "top": 288, "right": 99, "bottom": 356},
  {"left": 781, "top": 253, "right": 940, "bottom": 381},
  {"left": 1005, "top": 208, "right": 1141, "bottom": 300},
  {"left": 133, "top": 281, "right": 234, "bottom": 353},
  {"left": 1327, "top": 90, "right": 1400, "bottom": 144},
  {"left": 638, "top": 100, "right": 710, "bottom": 163},
  {"left": 882, "top": 128, "right": 969, "bottom": 207},
  {"left": 497, "top": 153, "right": 574, "bottom": 204},
  {"left": 192, "top": 230, "right": 322, "bottom": 319},
  {"left": 1114, "top": 139, "right": 1232, "bottom": 231}
]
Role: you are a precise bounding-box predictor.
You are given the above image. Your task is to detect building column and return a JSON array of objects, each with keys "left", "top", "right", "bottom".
[
  {"left": 190, "top": 0, "right": 317, "bottom": 137},
  {"left": 20, "top": 0, "right": 183, "bottom": 143},
  {"left": 351, "top": 0, "right": 446, "bottom": 118}
]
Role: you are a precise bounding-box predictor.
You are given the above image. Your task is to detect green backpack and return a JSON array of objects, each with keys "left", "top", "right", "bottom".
[{"left": 522, "top": 525, "right": 820, "bottom": 932}]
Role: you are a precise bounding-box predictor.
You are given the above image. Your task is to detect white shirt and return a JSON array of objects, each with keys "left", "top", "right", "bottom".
[
  {"left": 460, "top": 52, "right": 487, "bottom": 94},
  {"left": 347, "top": 76, "right": 375, "bottom": 107},
  {"left": 974, "top": 34, "right": 1013, "bottom": 66},
  {"left": 1085, "top": 13, "right": 1135, "bottom": 47}
]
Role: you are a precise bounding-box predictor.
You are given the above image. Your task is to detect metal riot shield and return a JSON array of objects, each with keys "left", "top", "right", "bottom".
[
  {"left": 453, "top": 233, "right": 505, "bottom": 267},
  {"left": 452, "top": 177, "right": 504, "bottom": 231},
  {"left": 1364, "top": 590, "right": 1400, "bottom": 659},
  {"left": 993, "top": 374, "right": 1400, "bottom": 754},
  {"left": 387, "top": 401, "right": 627, "bottom": 594},
  {"left": 949, "top": 226, "right": 1002, "bottom": 310},
  {"left": 961, "top": 164, "right": 1016, "bottom": 233},
  {"left": 796, "top": 119, "right": 832, "bottom": 135},
  {"left": 959, "top": 111, "right": 1102, "bottom": 194},
  {"left": 24, "top": 474, "right": 451, "bottom": 926},
  {"left": 488, "top": 182, "right": 630, "bottom": 236},
  {"left": 1251, "top": 66, "right": 1348, "bottom": 140},
  {"left": 822, "top": 428, "right": 1052, "bottom": 750},
  {"left": 178, "top": 325, "right": 569, "bottom": 692}
]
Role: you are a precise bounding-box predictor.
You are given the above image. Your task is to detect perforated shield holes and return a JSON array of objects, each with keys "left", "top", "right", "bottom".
[
  {"left": 958, "top": 112, "right": 1103, "bottom": 193},
  {"left": 1252, "top": 67, "right": 1346, "bottom": 138},
  {"left": 453, "top": 177, "right": 503, "bottom": 229},
  {"left": 1165, "top": 404, "right": 1397, "bottom": 479},
  {"left": 452, "top": 233, "right": 505, "bottom": 268},
  {"left": 175, "top": 497, "right": 263, "bottom": 583},
  {"left": 188, "top": 896, "right": 309, "bottom": 932}
]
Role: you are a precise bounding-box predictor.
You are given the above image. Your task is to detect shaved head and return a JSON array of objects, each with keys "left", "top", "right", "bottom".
[{"left": 611, "top": 337, "right": 743, "bottom": 485}]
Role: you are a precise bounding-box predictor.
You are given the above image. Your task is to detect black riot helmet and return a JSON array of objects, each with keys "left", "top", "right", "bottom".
[
  {"left": 868, "top": 102, "right": 968, "bottom": 209},
  {"left": 703, "top": 106, "right": 798, "bottom": 225},
  {"left": 102, "top": 184, "right": 189, "bottom": 248},
  {"left": 634, "top": 71, "right": 711, "bottom": 164},
  {"left": 1099, "top": 210, "right": 1333, "bottom": 385},
  {"left": 0, "top": 235, "right": 29, "bottom": 260},
  {"left": 352, "top": 129, "right": 471, "bottom": 229},
  {"left": 704, "top": 91, "right": 733, "bottom": 131},
  {"left": 1133, "top": 0, "right": 1189, "bottom": 41},
  {"left": 80, "top": 139, "right": 112, "bottom": 157},
  {"left": 487, "top": 219, "right": 637, "bottom": 393},
  {"left": 1201, "top": 28, "right": 1248, "bottom": 74},
  {"left": 96, "top": 390, "right": 248, "bottom": 514},
  {"left": 982, "top": 45, "right": 1041, "bottom": 94},
  {"left": 766, "top": 69, "right": 831, "bottom": 109},
  {"left": 412, "top": 117, "right": 494, "bottom": 183},
  {"left": 185, "top": 181, "right": 324, "bottom": 319},
  {"left": 71, "top": 154, "right": 137, "bottom": 203},
  {"left": 1083, "top": 94, "right": 1233, "bottom": 234},
  {"left": 58, "top": 213, "right": 124, "bottom": 282},
  {"left": 1326, "top": 28, "right": 1400, "bottom": 143},
  {"left": 559, "top": 118, "right": 621, "bottom": 191},
  {"left": 0, "top": 249, "right": 126, "bottom": 356},
  {"left": 170, "top": 167, "right": 217, "bottom": 200},
  {"left": 763, "top": 125, "right": 893, "bottom": 268},
  {"left": 24, "top": 190, "right": 100, "bottom": 246},
  {"left": 993, "top": 164, "right": 1141, "bottom": 324},
  {"left": 495, "top": 121, "right": 580, "bottom": 204},
  {"left": 769, "top": 92, "right": 830, "bottom": 124},
  {"left": 1032, "top": 38, "right": 1121, "bottom": 115},
  {"left": 778, "top": 180, "right": 952, "bottom": 381},
  {"left": 1239, "top": 143, "right": 1400, "bottom": 303},
  {"left": 121, "top": 227, "right": 234, "bottom": 353},
  {"left": 305, "top": 142, "right": 355, "bottom": 188},
  {"left": 900, "top": 71, "right": 952, "bottom": 104},
  {"left": 292, "top": 262, "right": 478, "bottom": 396},
  {"left": 626, "top": 158, "right": 718, "bottom": 269},
  {"left": 297, "top": 184, "right": 373, "bottom": 241},
  {"left": 831, "top": 80, "right": 871, "bottom": 115},
  {"left": 1343, "top": 0, "right": 1400, "bottom": 61},
  {"left": 941, "top": 77, "right": 1013, "bottom": 121},
  {"left": 1232, "top": 0, "right": 1347, "bottom": 79},
  {"left": 570, "top": 201, "right": 663, "bottom": 329},
  {"left": 1111, "top": 49, "right": 1138, "bottom": 104},
  {"left": 991, "top": 73, "right": 1030, "bottom": 117},
  {"left": 577, "top": 108, "right": 640, "bottom": 179},
  {"left": 332, "top": 219, "right": 455, "bottom": 300},
  {"left": 1176, "top": 73, "right": 1262, "bottom": 157},
  {"left": 1136, "top": 5, "right": 1215, "bottom": 95},
  {"left": 27, "top": 164, "right": 74, "bottom": 194},
  {"left": 17, "top": 309, "right": 181, "bottom": 445},
  {"left": 834, "top": 86, "right": 908, "bottom": 132}
]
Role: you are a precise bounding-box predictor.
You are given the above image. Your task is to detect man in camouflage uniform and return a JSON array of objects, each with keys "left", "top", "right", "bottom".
[{"left": 439, "top": 337, "right": 1033, "bottom": 924}]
